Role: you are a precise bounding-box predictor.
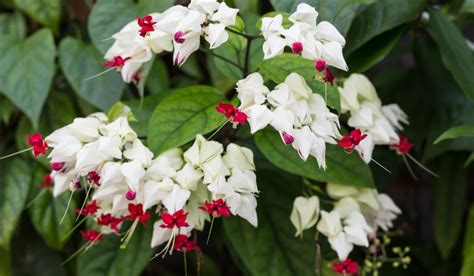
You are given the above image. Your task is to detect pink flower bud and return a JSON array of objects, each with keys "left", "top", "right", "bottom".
[
  {"left": 315, "top": 59, "right": 326, "bottom": 72},
  {"left": 283, "top": 132, "right": 295, "bottom": 145},
  {"left": 292, "top": 42, "right": 303, "bottom": 54},
  {"left": 126, "top": 189, "right": 136, "bottom": 201},
  {"left": 174, "top": 31, "right": 185, "bottom": 43},
  {"left": 51, "top": 162, "right": 65, "bottom": 171}
]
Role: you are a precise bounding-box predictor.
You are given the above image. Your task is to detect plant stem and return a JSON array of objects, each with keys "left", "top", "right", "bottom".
[
  {"left": 184, "top": 252, "right": 188, "bottom": 276},
  {"left": 225, "top": 27, "right": 262, "bottom": 40},
  {"left": 243, "top": 38, "right": 252, "bottom": 78},
  {"left": 203, "top": 49, "right": 244, "bottom": 71},
  {"left": 315, "top": 231, "right": 321, "bottom": 276}
]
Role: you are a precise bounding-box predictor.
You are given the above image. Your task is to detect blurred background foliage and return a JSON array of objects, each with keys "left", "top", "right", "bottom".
[{"left": 0, "top": 0, "right": 473, "bottom": 275}]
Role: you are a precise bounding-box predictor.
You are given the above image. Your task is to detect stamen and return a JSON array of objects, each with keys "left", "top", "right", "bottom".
[
  {"left": 23, "top": 189, "right": 47, "bottom": 210},
  {"left": 76, "top": 182, "right": 93, "bottom": 222},
  {"left": 0, "top": 147, "right": 33, "bottom": 160},
  {"left": 371, "top": 158, "right": 392, "bottom": 174},
  {"left": 206, "top": 216, "right": 215, "bottom": 244},
  {"left": 62, "top": 215, "right": 88, "bottom": 239},
  {"left": 401, "top": 154, "right": 418, "bottom": 181},
  {"left": 207, "top": 117, "right": 232, "bottom": 141},
  {"left": 406, "top": 153, "right": 439, "bottom": 178},
  {"left": 120, "top": 219, "right": 139, "bottom": 249},
  {"left": 84, "top": 67, "right": 115, "bottom": 81},
  {"left": 59, "top": 191, "right": 75, "bottom": 225}
]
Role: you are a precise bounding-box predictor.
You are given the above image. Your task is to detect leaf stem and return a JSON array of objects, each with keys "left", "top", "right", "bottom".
[
  {"left": 202, "top": 48, "right": 244, "bottom": 71},
  {"left": 243, "top": 38, "right": 253, "bottom": 78},
  {"left": 225, "top": 27, "right": 262, "bottom": 40}
]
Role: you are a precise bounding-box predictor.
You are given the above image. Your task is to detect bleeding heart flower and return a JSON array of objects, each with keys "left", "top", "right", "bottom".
[
  {"left": 39, "top": 174, "right": 53, "bottom": 189},
  {"left": 337, "top": 129, "right": 367, "bottom": 153},
  {"left": 331, "top": 259, "right": 359, "bottom": 274},
  {"left": 160, "top": 209, "right": 189, "bottom": 229},
  {"left": 392, "top": 135, "right": 413, "bottom": 154},
  {"left": 216, "top": 102, "right": 248, "bottom": 125},
  {"left": 136, "top": 15, "right": 156, "bottom": 37},
  {"left": 174, "top": 31, "right": 186, "bottom": 43},
  {"left": 125, "top": 188, "right": 137, "bottom": 201},
  {"left": 51, "top": 162, "right": 65, "bottom": 171},
  {"left": 173, "top": 234, "right": 200, "bottom": 253},
  {"left": 87, "top": 171, "right": 100, "bottom": 186},
  {"left": 80, "top": 228, "right": 103, "bottom": 243},
  {"left": 315, "top": 59, "right": 326, "bottom": 72},
  {"left": 75, "top": 200, "right": 100, "bottom": 217},
  {"left": 292, "top": 42, "right": 303, "bottom": 54},
  {"left": 26, "top": 133, "right": 48, "bottom": 157},
  {"left": 322, "top": 68, "right": 334, "bottom": 84},
  {"left": 199, "top": 199, "right": 231, "bottom": 217},
  {"left": 103, "top": 56, "right": 131, "bottom": 69},
  {"left": 124, "top": 203, "right": 151, "bottom": 226},
  {"left": 97, "top": 213, "right": 122, "bottom": 233}
]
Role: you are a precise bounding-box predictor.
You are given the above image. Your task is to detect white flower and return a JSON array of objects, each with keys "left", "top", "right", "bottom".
[
  {"left": 317, "top": 210, "right": 342, "bottom": 237},
  {"left": 172, "top": 11, "right": 206, "bottom": 66},
  {"left": 123, "top": 139, "right": 153, "bottom": 167},
  {"left": 211, "top": 2, "right": 238, "bottom": 26},
  {"left": 226, "top": 192, "right": 258, "bottom": 227},
  {"left": 222, "top": 143, "right": 255, "bottom": 171},
  {"left": 188, "top": 0, "right": 220, "bottom": 15},
  {"left": 151, "top": 219, "right": 193, "bottom": 247},
  {"left": 184, "top": 135, "right": 224, "bottom": 166},
  {"left": 290, "top": 196, "right": 320, "bottom": 237},
  {"left": 334, "top": 197, "right": 360, "bottom": 218},
  {"left": 52, "top": 169, "right": 78, "bottom": 197},
  {"left": 236, "top": 72, "right": 270, "bottom": 111},
  {"left": 382, "top": 104, "right": 409, "bottom": 131},
  {"left": 97, "top": 136, "right": 122, "bottom": 159},
  {"left": 246, "top": 105, "right": 274, "bottom": 134},
  {"left": 288, "top": 3, "right": 318, "bottom": 27},
  {"left": 373, "top": 193, "right": 402, "bottom": 231},
  {"left": 176, "top": 163, "right": 204, "bottom": 190},
  {"left": 328, "top": 232, "right": 354, "bottom": 261},
  {"left": 327, "top": 183, "right": 359, "bottom": 198},
  {"left": 162, "top": 185, "right": 191, "bottom": 213},
  {"left": 227, "top": 168, "right": 258, "bottom": 194},
  {"left": 201, "top": 155, "right": 230, "bottom": 184},
  {"left": 260, "top": 14, "right": 284, "bottom": 39},
  {"left": 102, "top": 117, "right": 137, "bottom": 142},
  {"left": 120, "top": 160, "right": 146, "bottom": 191},
  {"left": 205, "top": 23, "right": 228, "bottom": 49},
  {"left": 68, "top": 117, "right": 100, "bottom": 142},
  {"left": 262, "top": 35, "right": 286, "bottom": 59}
]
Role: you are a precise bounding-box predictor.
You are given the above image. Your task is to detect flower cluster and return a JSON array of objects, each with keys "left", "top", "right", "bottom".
[
  {"left": 41, "top": 110, "right": 258, "bottom": 252},
  {"left": 260, "top": 3, "right": 347, "bottom": 71},
  {"left": 104, "top": 0, "right": 239, "bottom": 82},
  {"left": 290, "top": 183, "right": 401, "bottom": 260},
  {"left": 338, "top": 74, "right": 410, "bottom": 163},
  {"left": 236, "top": 72, "right": 341, "bottom": 168}
]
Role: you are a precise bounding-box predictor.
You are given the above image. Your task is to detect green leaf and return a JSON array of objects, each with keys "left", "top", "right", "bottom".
[
  {"left": 59, "top": 37, "right": 124, "bottom": 111},
  {"left": 126, "top": 94, "right": 171, "bottom": 137},
  {"left": 258, "top": 54, "right": 340, "bottom": 112},
  {"left": 465, "top": 152, "right": 474, "bottom": 167},
  {"left": 433, "top": 155, "right": 467, "bottom": 259},
  {"left": 213, "top": 32, "right": 264, "bottom": 81},
  {"left": 148, "top": 86, "right": 226, "bottom": 154},
  {"left": 28, "top": 167, "right": 77, "bottom": 251},
  {"left": 270, "top": 0, "right": 318, "bottom": 12},
  {"left": 0, "top": 247, "right": 10, "bottom": 276},
  {"left": 427, "top": 9, "right": 474, "bottom": 102},
  {"left": 347, "top": 25, "right": 406, "bottom": 73},
  {"left": 77, "top": 226, "right": 154, "bottom": 276},
  {"left": 460, "top": 0, "right": 474, "bottom": 13},
  {"left": 313, "top": 0, "right": 376, "bottom": 36},
  {"left": 14, "top": 0, "right": 61, "bottom": 31},
  {"left": 461, "top": 204, "right": 474, "bottom": 276},
  {"left": 434, "top": 125, "right": 474, "bottom": 144},
  {"left": 88, "top": 0, "right": 174, "bottom": 54},
  {"left": 254, "top": 129, "right": 374, "bottom": 187},
  {"left": 0, "top": 158, "right": 32, "bottom": 250},
  {"left": 0, "top": 29, "right": 56, "bottom": 128},
  {"left": 145, "top": 58, "right": 170, "bottom": 94},
  {"left": 224, "top": 170, "right": 316, "bottom": 275},
  {"left": 344, "top": 0, "right": 425, "bottom": 55},
  {"left": 0, "top": 11, "right": 26, "bottom": 39}
]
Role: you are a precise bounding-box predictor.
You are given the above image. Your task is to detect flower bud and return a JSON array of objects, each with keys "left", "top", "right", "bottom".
[
  {"left": 315, "top": 59, "right": 326, "bottom": 72},
  {"left": 174, "top": 31, "right": 185, "bottom": 43},
  {"left": 291, "top": 42, "right": 303, "bottom": 54},
  {"left": 290, "top": 196, "right": 320, "bottom": 237},
  {"left": 51, "top": 162, "right": 65, "bottom": 171},
  {"left": 126, "top": 188, "right": 136, "bottom": 201},
  {"left": 282, "top": 132, "right": 295, "bottom": 145}
]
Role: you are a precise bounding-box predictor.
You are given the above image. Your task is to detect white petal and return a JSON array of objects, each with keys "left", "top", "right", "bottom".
[
  {"left": 317, "top": 210, "right": 342, "bottom": 237},
  {"left": 289, "top": 3, "right": 319, "bottom": 27},
  {"left": 222, "top": 143, "right": 255, "bottom": 170},
  {"left": 321, "top": 41, "right": 348, "bottom": 71},
  {"left": 315, "top": 21, "right": 346, "bottom": 46},
  {"left": 328, "top": 232, "right": 353, "bottom": 261},
  {"left": 151, "top": 220, "right": 173, "bottom": 247},
  {"left": 123, "top": 139, "right": 153, "bottom": 167},
  {"left": 263, "top": 35, "right": 286, "bottom": 59},
  {"left": 227, "top": 168, "right": 258, "bottom": 194},
  {"left": 211, "top": 2, "right": 238, "bottom": 26},
  {"left": 206, "top": 23, "right": 229, "bottom": 49},
  {"left": 120, "top": 160, "right": 145, "bottom": 191},
  {"left": 290, "top": 196, "right": 320, "bottom": 237},
  {"left": 246, "top": 105, "right": 273, "bottom": 134},
  {"left": 162, "top": 185, "right": 191, "bottom": 213}
]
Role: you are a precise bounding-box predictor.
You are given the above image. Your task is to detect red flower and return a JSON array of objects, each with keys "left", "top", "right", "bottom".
[
  {"left": 216, "top": 102, "right": 248, "bottom": 125},
  {"left": 292, "top": 42, "right": 303, "bottom": 54},
  {"left": 174, "top": 234, "right": 200, "bottom": 253},
  {"left": 315, "top": 59, "right": 326, "bottom": 72},
  {"left": 75, "top": 200, "right": 100, "bottom": 217},
  {"left": 332, "top": 259, "right": 359, "bottom": 275},
  {"left": 322, "top": 68, "right": 335, "bottom": 84},
  {"left": 103, "top": 56, "right": 131, "bottom": 69},
  {"left": 124, "top": 203, "right": 151, "bottom": 226},
  {"left": 136, "top": 15, "right": 156, "bottom": 37},
  {"left": 174, "top": 31, "right": 186, "bottom": 43},
  {"left": 337, "top": 129, "right": 367, "bottom": 153},
  {"left": 160, "top": 209, "right": 189, "bottom": 229},
  {"left": 282, "top": 132, "right": 295, "bottom": 145},
  {"left": 51, "top": 162, "right": 65, "bottom": 171},
  {"left": 87, "top": 171, "right": 100, "bottom": 186},
  {"left": 39, "top": 174, "right": 53, "bottom": 189},
  {"left": 26, "top": 133, "right": 48, "bottom": 157},
  {"left": 392, "top": 135, "right": 413, "bottom": 154},
  {"left": 80, "top": 228, "right": 103, "bottom": 243},
  {"left": 199, "top": 199, "right": 231, "bottom": 218},
  {"left": 97, "top": 213, "right": 122, "bottom": 233}
]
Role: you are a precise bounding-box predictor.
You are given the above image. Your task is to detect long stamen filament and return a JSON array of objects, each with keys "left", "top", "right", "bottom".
[
  {"left": 401, "top": 154, "right": 418, "bottom": 181},
  {"left": 184, "top": 251, "right": 188, "bottom": 276},
  {"left": 24, "top": 189, "right": 47, "bottom": 210},
  {"left": 206, "top": 216, "right": 216, "bottom": 244},
  {"left": 207, "top": 118, "right": 232, "bottom": 141},
  {"left": 62, "top": 216, "right": 88, "bottom": 239},
  {"left": 59, "top": 191, "right": 75, "bottom": 225},
  {"left": 371, "top": 158, "right": 392, "bottom": 174},
  {"left": 406, "top": 153, "right": 439, "bottom": 178},
  {"left": 0, "top": 147, "right": 33, "bottom": 160},
  {"left": 84, "top": 67, "right": 115, "bottom": 81},
  {"left": 76, "top": 182, "right": 93, "bottom": 222},
  {"left": 120, "top": 219, "right": 139, "bottom": 249}
]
